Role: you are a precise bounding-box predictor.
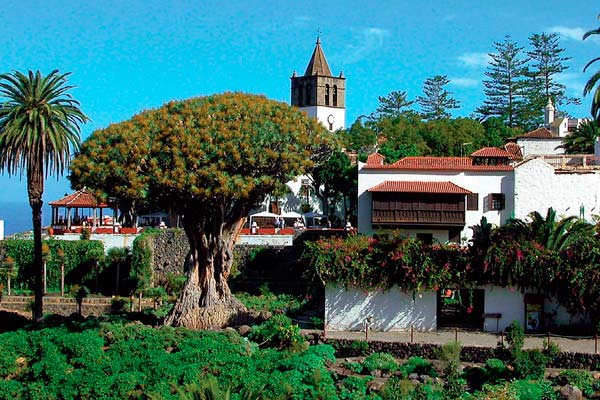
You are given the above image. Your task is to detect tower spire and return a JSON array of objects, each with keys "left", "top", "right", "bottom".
[{"left": 304, "top": 34, "right": 332, "bottom": 76}]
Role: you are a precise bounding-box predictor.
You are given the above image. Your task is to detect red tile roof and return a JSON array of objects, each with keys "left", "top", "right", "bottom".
[
  {"left": 504, "top": 142, "right": 523, "bottom": 160},
  {"left": 519, "top": 127, "right": 554, "bottom": 138},
  {"left": 470, "top": 147, "right": 513, "bottom": 158},
  {"left": 368, "top": 181, "right": 472, "bottom": 194},
  {"left": 49, "top": 189, "right": 108, "bottom": 208},
  {"left": 362, "top": 156, "right": 513, "bottom": 171},
  {"left": 366, "top": 152, "right": 386, "bottom": 165}
]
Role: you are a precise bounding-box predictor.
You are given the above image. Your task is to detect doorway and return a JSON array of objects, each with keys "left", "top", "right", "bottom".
[{"left": 437, "top": 288, "right": 485, "bottom": 330}]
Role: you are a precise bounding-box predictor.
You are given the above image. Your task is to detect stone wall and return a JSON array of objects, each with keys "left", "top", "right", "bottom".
[
  {"left": 146, "top": 230, "right": 295, "bottom": 287},
  {"left": 147, "top": 229, "right": 190, "bottom": 283},
  {"left": 321, "top": 338, "right": 600, "bottom": 370}
]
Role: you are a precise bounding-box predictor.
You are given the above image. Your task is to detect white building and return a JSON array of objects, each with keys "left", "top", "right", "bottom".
[{"left": 357, "top": 148, "right": 514, "bottom": 243}]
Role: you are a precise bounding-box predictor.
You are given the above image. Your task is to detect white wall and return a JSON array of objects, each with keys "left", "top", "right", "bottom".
[
  {"left": 357, "top": 164, "right": 514, "bottom": 241},
  {"left": 300, "top": 106, "right": 345, "bottom": 132},
  {"left": 483, "top": 285, "right": 524, "bottom": 332},
  {"left": 518, "top": 138, "right": 563, "bottom": 157},
  {"left": 544, "top": 296, "right": 589, "bottom": 327},
  {"left": 53, "top": 233, "right": 138, "bottom": 253},
  {"left": 325, "top": 285, "right": 437, "bottom": 331},
  {"left": 514, "top": 158, "right": 600, "bottom": 221},
  {"left": 236, "top": 235, "right": 293, "bottom": 246}
]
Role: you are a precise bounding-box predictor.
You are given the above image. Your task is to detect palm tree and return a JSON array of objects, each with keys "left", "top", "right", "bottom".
[
  {"left": 583, "top": 17, "right": 600, "bottom": 122},
  {"left": 561, "top": 119, "right": 600, "bottom": 154},
  {"left": 0, "top": 70, "right": 87, "bottom": 321},
  {"left": 500, "top": 208, "right": 593, "bottom": 251}
]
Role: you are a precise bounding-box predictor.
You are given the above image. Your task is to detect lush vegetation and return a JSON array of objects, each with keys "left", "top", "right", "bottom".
[
  {"left": 0, "top": 320, "right": 338, "bottom": 400},
  {"left": 6, "top": 316, "right": 599, "bottom": 400},
  {"left": 304, "top": 210, "right": 600, "bottom": 324},
  {"left": 0, "top": 239, "right": 104, "bottom": 294}
]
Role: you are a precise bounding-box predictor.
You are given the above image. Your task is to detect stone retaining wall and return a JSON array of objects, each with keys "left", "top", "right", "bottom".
[{"left": 320, "top": 338, "right": 600, "bottom": 370}]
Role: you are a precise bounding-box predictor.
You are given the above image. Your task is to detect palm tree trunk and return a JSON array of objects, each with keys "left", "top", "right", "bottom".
[
  {"left": 7, "top": 276, "right": 11, "bottom": 296},
  {"left": 28, "top": 159, "right": 45, "bottom": 322},
  {"left": 43, "top": 261, "right": 47, "bottom": 294},
  {"left": 30, "top": 197, "right": 44, "bottom": 322}
]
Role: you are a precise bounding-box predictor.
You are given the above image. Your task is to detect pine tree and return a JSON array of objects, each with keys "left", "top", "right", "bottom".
[
  {"left": 476, "top": 36, "right": 529, "bottom": 128},
  {"left": 417, "top": 75, "right": 460, "bottom": 120},
  {"left": 524, "top": 32, "right": 579, "bottom": 128},
  {"left": 375, "top": 90, "right": 415, "bottom": 119}
]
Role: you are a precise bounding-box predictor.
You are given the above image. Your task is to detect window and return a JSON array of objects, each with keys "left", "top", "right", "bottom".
[
  {"left": 488, "top": 193, "right": 505, "bottom": 210},
  {"left": 333, "top": 85, "right": 338, "bottom": 106},
  {"left": 325, "top": 84, "right": 330, "bottom": 105},
  {"left": 298, "top": 84, "right": 304, "bottom": 106},
  {"left": 466, "top": 193, "right": 479, "bottom": 211}
]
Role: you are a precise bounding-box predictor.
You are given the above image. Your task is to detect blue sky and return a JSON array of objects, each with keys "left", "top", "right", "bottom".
[{"left": 1, "top": 0, "right": 599, "bottom": 207}]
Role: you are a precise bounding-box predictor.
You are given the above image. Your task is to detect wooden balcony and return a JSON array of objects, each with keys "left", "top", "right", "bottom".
[{"left": 372, "top": 209, "right": 465, "bottom": 226}]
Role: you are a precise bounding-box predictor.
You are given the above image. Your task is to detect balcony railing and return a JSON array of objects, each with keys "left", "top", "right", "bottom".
[{"left": 372, "top": 209, "right": 465, "bottom": 226}]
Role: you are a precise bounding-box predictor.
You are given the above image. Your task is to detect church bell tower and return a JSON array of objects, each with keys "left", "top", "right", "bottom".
[{"left": 291, "top": 37, "right": 346, "bottom": 132}]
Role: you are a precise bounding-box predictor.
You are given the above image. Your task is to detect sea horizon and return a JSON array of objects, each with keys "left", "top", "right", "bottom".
[{"left": 0, "top": 201, "right": 51, "bottom": 236}]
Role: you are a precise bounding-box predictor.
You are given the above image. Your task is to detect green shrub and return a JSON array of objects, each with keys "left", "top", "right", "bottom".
[
  {"left": 473, "top": 382, "right": 518, "bottom": 399},
  {"left": 508, "top": 379, "right": 557, "bottom": 400},
  {"left": 542, "top": 339, "right": 561, "bottom": 359},
  {"left": 341, "top": 360, "right": 364, "bottom": 374},
  {"left": 513, "top": 349, "right": 548, "bottom": 380},
  {"left": 382, "top": 379, "right": 444, "bottom": 400},
  {"left": 350, "top": 340, "right": 370, "bottom": 356},
  {"left": 484, "top": 358, "right": 510, "bottom": 384},
  {"left": 437, "top": 341, "right": 464, "bottom": 400},
  {"left": 235, "top": 291, "right": 304, "bottom": 315},
  {"left": 505, "top": 320, "right": 525, "bottom": 354},
  {"left": 248, "top": 314, "right": 307, "bottom": 352},
  {"left": 399, "top": 356, "right": 437, "bottom": 378},
  {"left": 381, "top": 377, "right": 415, "bottom": 400},
  {"left": 362, "top": 352, "right": 398, "bottom": 374},
  {"left": 162, "top": 273, "right": 187, "bottom": 296},
  {"left": 557, "top": 370, "right": 594, "bottom": 396},
  {"left": 339, "top": 375, "right": 374, "bottom": 400}
]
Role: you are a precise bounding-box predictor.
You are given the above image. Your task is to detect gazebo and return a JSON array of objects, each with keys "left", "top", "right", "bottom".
[{"left": 49, "top": 189, "right": 115, "bottom": 233}]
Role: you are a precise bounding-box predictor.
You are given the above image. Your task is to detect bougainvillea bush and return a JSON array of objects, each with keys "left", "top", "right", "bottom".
[{"left": 303, "top": 226, "right": 600, "bottom": 324}]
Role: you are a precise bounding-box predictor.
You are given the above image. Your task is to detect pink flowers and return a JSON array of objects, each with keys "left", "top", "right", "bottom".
[{"left": 516, "top": 249, "right": 524, "bottom": 261}]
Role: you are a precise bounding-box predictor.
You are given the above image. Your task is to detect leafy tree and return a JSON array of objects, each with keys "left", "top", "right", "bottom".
[
  {"left": 526, "top": 32, "right": 579, "bottom": 119},
  {"left": 476, "top": 36, "right": 529, "bottom": 128},
  {"left": 481, "top": 117, "right": 520, "bottom": 148},
  {"left": 561, "top": 119, "right": 599, "bottom": 154},
  {"left": 416, "top": 75, "right": 460, "bottom": 120},
  {"left": 0, "top": 70, "right": 87, "bottom": 321},
  {"left": 0, "top": 256, "right": 16, "bottom": 295},
  {"left": 374, "top": 113, "right": 428, "bottom": 162},
  {"left": 310, "top": 150, "right": 356, "bottom": 223},
  {"left": 70, "top": 93, "right": 334, "bottom": 328},
  {"left": 419, "top": 118, "right": 485, "bottom": 156},
  {"left": 375, "top": 90, "right": 415, "bottom": 119},
  {"left": 341, "top": 117, "right": 377, "bottom": 158},
  {"left": 584, "top": 17, "right": 600, "bottom": 123}
]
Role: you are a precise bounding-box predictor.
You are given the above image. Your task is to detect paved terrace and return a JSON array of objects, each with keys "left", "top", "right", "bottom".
[{"left": 309, "top": 329, "right": 599, "bottom": 354}]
